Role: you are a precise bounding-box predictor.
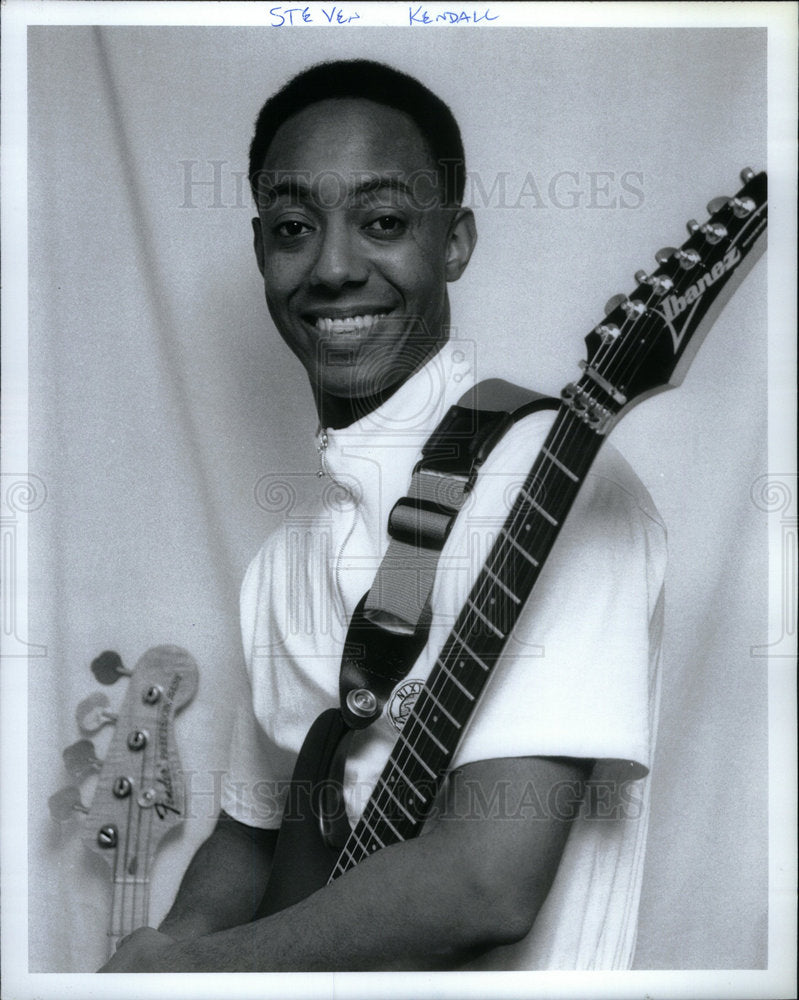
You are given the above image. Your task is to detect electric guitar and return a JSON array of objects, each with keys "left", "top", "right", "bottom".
[
  {"left": 256, "top": 169, "right": 768, "bottom": 917},
  {"left": 49, "top": 645, "right": 198, "bottom": 957}
]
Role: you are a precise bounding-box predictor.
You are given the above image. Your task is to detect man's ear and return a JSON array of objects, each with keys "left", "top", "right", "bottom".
[
  {"left": 252, "top": 216, "right": 265, "bottom": 277},
  {"left": 445, "top": 208, "right": 477, "bottom": 282}
]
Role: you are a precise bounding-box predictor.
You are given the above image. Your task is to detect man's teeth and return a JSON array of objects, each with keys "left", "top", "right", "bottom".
[{"left": 314, "top": 314, "right": 386, "bottom": 334}]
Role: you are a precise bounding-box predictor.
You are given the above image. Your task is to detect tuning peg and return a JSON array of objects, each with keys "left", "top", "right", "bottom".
[
  {"left": 655, "top": 247, "right": 677, "bottom": 265},
  {"left": 48, "top": 785, "right": 88, "bottom": 822},
  {"left": 604, "top": 294, "right": 627, "bottom": 315},
  {"left": 90, "top": 650, "right": 131, "bottom": 686},
  {"left": 731, "top": 196, "right": 756, "bottom": 219},
  {"left": 700, "top": 221, "right": 728, "bottom": 245},
  {"left": 76, "top": 692, "right": 117, "bottom": 734},
  {"left": 740, "top": 167, "right": 755, "bottom": 184},
  {"left": 634, "top": 270, "right": 673, "bottom": 296},
  {"left": 63, "top": 739, "right": 102, "bottom": 780},
  {"left": 706, "top": 196, "right": 730, "bottom": 215},
  {"left": 686, "top": 219, "right": 701, "bottom": 235},
  {"left": 675, "top": 247, "right": 702, "bottom": 270}
]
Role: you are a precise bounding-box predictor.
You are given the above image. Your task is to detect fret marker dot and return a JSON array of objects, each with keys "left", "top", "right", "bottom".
[{"left": 525, "top": 523, "right": 530, "bottom": 531}]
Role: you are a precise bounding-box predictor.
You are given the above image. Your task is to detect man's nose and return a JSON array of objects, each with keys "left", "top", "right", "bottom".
[{"left": 309, "top": 220, "right": 368, "bottom": 290}]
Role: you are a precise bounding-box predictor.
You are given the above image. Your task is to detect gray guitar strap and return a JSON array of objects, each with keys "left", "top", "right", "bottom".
[{"left": 338, "top": 378, "right": 558, "bottom": 730}]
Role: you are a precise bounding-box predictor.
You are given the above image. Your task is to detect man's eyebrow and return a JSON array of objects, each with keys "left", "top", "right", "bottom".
[{"left": 258, "top": 173, "right": 430, "bottom": 205}]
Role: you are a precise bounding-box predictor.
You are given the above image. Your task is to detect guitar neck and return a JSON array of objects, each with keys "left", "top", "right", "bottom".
[
  {"left": 327, "top": 168, "right": 766, "bottom": 882},
  {"left": 109, "top": 873, "right": 151, "bottom": 955},
  {"left": 330, "top": 404, "right": 606, "bottom": 878}
]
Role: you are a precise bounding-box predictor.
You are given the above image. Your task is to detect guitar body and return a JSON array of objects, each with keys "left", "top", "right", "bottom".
[{"left": 256, "top": 709, "right": 347, "bottom": 918}]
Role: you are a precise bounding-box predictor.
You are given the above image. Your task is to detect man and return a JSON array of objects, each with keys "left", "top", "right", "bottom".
[{"left": 101, "top": 59, "right": 666, "bottom": 972}]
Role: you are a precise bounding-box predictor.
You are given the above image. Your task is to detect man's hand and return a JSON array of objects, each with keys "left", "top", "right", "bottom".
[{"left": 98, "top": 927, "right": 176, "bottom": 972}]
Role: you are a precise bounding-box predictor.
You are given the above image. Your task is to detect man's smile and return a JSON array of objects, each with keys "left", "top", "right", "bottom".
[{"left": 302, "top": 311, "right": 391, "bottom": 337}]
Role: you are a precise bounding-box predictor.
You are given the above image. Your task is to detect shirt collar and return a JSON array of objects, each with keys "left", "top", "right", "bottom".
[{"left": 316, "top": 342, "right": 476, "bottom": 508}]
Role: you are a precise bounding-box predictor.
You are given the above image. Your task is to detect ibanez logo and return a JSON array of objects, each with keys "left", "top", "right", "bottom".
[{"left": 658, "top": 245, "right": 741, "bottom": 351}]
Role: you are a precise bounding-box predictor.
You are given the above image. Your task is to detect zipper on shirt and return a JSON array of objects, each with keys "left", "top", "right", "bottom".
[{"left": 317, "top": 430, "right": 329, "bottom": 478}]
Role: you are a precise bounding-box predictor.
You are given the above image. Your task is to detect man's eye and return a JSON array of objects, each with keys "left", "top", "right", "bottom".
[
  {"left": 365, "top": 215, "right": 405, "bottom": 235},
  {"left": 275, "top": 220, "right": 312, "bottom": 238}
]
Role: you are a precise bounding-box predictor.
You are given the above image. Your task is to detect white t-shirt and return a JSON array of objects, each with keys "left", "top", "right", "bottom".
[{"left": 223, "top": 344, "right": 667, "bottom": 969}]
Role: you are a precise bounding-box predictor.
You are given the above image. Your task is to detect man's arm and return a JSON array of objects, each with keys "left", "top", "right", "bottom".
[
  {"left": 157, "top": 810, "right": 278, "bottom": 940},
  {"left": 103, "top": 754, "right": 587, "bottom": 971}
]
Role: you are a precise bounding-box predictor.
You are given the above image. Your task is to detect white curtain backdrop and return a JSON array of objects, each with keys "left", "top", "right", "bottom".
[{"left": 26, "top": 24, "right": 770, "bottom": 974}]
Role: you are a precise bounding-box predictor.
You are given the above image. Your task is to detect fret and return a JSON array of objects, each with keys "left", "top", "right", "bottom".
[
  {"left": 413, "top": 714, "right": 449, "bottom": 753},
  {"left": 451, "top": 629, "right": 491, "bottom": 672},
  {"left": 466, "top": 598, "right": 505, "bottom": 639},
  {"left": 376, "top": 776, "right": 418, "bottom": 824},
  {"left": 500, "top": 527, "right": 539, "bottom": 566},
  {"left": 356, "top": 814, "right": 385, "bottom": 851},
  {"left": 382, "top": 765, "right": 427, "bottom": 802},
  {"left": 519, "top": 488, "right": 559, "bottom": 526},
  {"left": 397, "top": 733, "right": 439, "bottom": 779},
  {"left": 424, "top": 688, "right": 461, "bottom": 728},
  {"left": 435, "top": 658, "right": 475, "bottom": 700},
  {"left": 542, "top": 446, "right": 580, "bottom": 482},
  {"left": 486, "top": 565, "right": 521, "bottom": 604},
  {"left": 369, "top": 800, "right": 405, "bottom": 841}
]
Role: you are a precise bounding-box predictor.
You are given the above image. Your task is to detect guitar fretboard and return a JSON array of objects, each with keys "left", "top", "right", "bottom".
[
  {"left": 329, "top": 404, "right": 605, "bottom": 878},
  {"left": 326, "top": 168, "right": 766, "bottom": 882}
]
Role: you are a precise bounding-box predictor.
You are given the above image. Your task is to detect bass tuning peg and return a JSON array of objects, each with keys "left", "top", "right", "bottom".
[
  {"left": 76, "top": 692, "right": 117, "bottom": 734},
  {"left": 62, "top": 739, "right": 102, "bottom": 780},
  {"left": 90, "top": 650, "right": 131, "bottom": 686},
  {"left": 740, "top": 167, "right": 755, "bottom": 184},
  {"left": 655, "top": 247, "right": 676, "bottom": 265},
  {"left": 48, "top": 785, "right": 88, "bottom": 822}
]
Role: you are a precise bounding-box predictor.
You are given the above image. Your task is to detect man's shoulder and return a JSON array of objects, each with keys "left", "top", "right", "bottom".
[{"left": 480, "top": 407, "right": 665, "bottom": 532}]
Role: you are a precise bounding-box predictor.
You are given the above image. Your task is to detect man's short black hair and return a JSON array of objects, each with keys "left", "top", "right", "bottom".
[{"left": 248, "top": 59, "right": 466, "bottom": 206}]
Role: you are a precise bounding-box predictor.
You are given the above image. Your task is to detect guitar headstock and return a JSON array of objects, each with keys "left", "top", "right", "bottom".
[
  {"left": 54, "top": 646, "right": 198, "bottom": 881},
  {"left": 571, "top": 169, "right": 767, "bottom": 431}
]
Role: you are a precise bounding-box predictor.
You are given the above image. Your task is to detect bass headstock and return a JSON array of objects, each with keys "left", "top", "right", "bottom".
[
  {"left": 50, "top": 645, "right": 199, "bottom": 890},
  {"left": 573, "top": 168, "right": 767, "bottom": 430}
]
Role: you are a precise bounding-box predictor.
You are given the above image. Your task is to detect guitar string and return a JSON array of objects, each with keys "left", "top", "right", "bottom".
[
  {"left": 339, "top": 287, "right": 681, "bottom": 867},
  {"left": 336, "top": 201, "right": 759, "bottom": 871},
  {"left": 341, "top": 258, "right": 670, "bottom": 861}
]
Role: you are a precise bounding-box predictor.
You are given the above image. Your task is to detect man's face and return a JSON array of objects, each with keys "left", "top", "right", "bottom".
[{"left": 252, "top": 98, "right": 475, "bottom": 419}]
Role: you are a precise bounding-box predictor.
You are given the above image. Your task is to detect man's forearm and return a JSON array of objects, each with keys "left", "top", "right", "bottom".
[
  {"left": 158, "top": 812, "right": 277, "bottom": 941},
  {"left": 157, "top": 829, "right": 519, "bottom": 971}
]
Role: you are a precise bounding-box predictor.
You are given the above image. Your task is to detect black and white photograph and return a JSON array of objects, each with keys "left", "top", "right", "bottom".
[{"left": 1, "top": 2, "right": 796, "bottom": 997}]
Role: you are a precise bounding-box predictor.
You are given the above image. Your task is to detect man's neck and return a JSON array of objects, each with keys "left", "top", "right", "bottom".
[{"left": 313, "top": 343, "right": 447, "bottom": 430}]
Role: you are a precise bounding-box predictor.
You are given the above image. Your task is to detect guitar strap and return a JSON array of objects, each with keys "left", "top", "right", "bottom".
[{"left": 337, "top": 378, "right": 559, "bottom": 731}]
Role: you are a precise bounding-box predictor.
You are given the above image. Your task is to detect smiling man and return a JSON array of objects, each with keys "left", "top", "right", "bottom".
[{"left": 100, "top": 59, "right": 666, "bottom": 973}]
